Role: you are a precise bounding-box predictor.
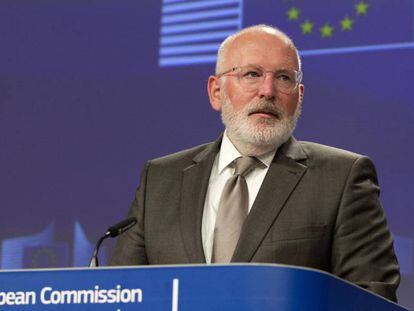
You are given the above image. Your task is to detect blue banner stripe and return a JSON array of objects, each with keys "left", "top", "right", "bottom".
[
  {"left": 159, "top": 54, "right": 217, "bottom": 66},
  {"left": 163, "top": 0, "right": 193, "bottom": 3},
  {"left": 160, "top": 43, "right": 220, "bottom": 56},
  {"left": 159, "top": 42, "right": 414, "bottom": 67},
  {"left": 161, "top": 30, "right": 234, "bottom": 45},
  {"left": 301, "top": 42, "right": 414, "bottom": 57},
  {"left": 162, "top": 8, "right": 239, "bottom": 24},
  {"left": 163, "top": 0, "right": 240, "bottom": 14},
  {"left": 161, "top": 20, "right": 239, "bottom": 35}
]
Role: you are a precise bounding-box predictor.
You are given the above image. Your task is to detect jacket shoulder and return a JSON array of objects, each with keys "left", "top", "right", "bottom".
[
  {"left": 294, "top": 140, "right": 377, "bottom": 177},
  {"left": 148, "top": 141, "right": 216, "bottom": 168},
  {"left": 298, "top": 141, "right": 365, "bottom": 162}
]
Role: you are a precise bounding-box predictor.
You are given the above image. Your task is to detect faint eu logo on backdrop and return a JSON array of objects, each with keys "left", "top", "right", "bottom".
[{"left": 0, "top": 222, "right": 105, "bottom": 269}]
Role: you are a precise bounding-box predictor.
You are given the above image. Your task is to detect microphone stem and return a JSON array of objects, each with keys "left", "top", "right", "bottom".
[{"left": 89, "top": 233, "right": 109, "bottom": 267}]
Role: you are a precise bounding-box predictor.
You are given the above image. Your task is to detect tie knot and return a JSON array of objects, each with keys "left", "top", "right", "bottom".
[{"left": 234, "top": 156, "right": 259, "bottom": 177}]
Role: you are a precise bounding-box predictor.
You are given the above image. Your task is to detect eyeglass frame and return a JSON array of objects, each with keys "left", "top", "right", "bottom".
[{"left": 216, "top": 65, "right": 303, "bottom": 94}]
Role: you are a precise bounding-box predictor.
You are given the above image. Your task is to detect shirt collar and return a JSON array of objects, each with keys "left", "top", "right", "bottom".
[
  {"left": 217, "top": 132, "right": 241, "bottom": 174},
  {"left": 217, "top": 131, "right": 277, "bottom": 174},
  {"left": 257, "top": 148, "right": 276, "bottom": 168}
]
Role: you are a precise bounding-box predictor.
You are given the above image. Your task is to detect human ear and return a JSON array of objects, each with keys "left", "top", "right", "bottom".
[
  {"left": 207, "top": 75, "right": 222, "bottom": 111},
  {"left": 299, "top": 84, "right": 305, "bottom": 103}
]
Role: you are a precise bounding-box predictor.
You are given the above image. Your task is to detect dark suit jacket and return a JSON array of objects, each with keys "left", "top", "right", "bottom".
[{"left": 111, "top": 137, "right": 400, "bottom": 301}]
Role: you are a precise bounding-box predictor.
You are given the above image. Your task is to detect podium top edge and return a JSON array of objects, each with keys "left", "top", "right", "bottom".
[{"left": 0, "top": 262, "right": 330, "bottom": 274}]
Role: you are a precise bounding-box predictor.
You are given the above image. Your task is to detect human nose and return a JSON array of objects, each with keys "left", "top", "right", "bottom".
[{"left": 257, "top": 72, "right": 276, "bottom": 99}]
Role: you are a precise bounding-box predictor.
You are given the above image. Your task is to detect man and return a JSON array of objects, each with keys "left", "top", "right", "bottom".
[{"left": 111, "top": 25, "right": 400, "bottom": 301}]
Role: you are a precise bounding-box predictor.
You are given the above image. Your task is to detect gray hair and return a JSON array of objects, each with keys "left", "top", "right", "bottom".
[{"left": 215, "top": 24, "right": 302, "bottom": 75}]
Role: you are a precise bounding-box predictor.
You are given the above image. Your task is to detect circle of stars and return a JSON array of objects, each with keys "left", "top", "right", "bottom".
[{"left": 286, "top": 1, "right": 370, "bottom": 38}]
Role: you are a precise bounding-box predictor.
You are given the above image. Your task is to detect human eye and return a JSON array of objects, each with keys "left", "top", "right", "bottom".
[
  {"left": 276, "top": 71, "right": 293, "bottom": 82},
  {"left": 243, "top": 70, "right": 262, "bottom": 78}
]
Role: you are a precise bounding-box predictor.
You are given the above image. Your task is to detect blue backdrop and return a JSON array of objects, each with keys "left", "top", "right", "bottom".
[{"left": 1, "top": 0, "right": 413, "bottom": 307}]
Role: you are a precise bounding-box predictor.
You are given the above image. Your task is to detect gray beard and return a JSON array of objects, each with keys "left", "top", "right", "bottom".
[{"left": 220, "top": 94, "right": 301, "bottom": 156}]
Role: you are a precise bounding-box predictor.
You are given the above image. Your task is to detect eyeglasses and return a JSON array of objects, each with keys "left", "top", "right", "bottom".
[{"left": 216, "top": 65, "right": 303, "bottom": 94}]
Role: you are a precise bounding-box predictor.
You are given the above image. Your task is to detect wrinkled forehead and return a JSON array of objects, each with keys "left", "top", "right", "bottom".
[{"left": 223, "top": 31, "right": 299, "bottom": 71}]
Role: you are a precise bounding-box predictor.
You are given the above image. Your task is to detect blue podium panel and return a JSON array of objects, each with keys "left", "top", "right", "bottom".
[{"left": 0, "top": 264, "right": 408, "bottom": 310}]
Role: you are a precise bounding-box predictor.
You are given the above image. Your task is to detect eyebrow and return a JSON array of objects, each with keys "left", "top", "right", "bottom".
[{"left": 244, "top": 64, "right": 295, "bottom": 72}]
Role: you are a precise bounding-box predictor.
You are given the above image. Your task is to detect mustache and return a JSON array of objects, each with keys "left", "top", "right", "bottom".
[{"left": 245, "top": 101, "right": 285, "bottom": 119}]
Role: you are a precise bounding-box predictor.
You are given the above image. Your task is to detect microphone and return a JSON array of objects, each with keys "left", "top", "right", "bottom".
[
  {"left": 89, "top": 217, "right": 137, "bottom": 267},
  {"left": 107, "top": 217, "right": 137, "bottom": 237}
]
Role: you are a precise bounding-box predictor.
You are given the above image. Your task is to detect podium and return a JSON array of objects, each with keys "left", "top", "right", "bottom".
[{"left": 0, "top": 264, "right": 408, "bottom": 310}]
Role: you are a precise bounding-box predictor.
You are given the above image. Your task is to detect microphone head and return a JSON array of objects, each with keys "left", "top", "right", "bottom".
[{"left": 107, "top": 217, "right": 137, "bottom": 237}]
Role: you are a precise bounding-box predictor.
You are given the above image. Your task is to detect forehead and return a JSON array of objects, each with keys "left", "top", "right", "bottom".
[{"left": 224, "top": 31, "right": 298, "bottom": 70}]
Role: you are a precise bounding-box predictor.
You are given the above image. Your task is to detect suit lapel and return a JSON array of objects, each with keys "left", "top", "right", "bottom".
[
  {"left": 232, "top": 137, "right": 308, "bottom": 262},
  {"left": 179, "top": 139, "right": 221, "bottom": 263}
]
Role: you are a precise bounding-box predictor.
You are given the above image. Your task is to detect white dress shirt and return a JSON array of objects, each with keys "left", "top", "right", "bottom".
[{"left": 201, "top": 132, "right": 277, "bottom": 263}]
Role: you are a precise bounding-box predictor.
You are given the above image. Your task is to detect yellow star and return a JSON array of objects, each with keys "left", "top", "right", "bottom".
[
  {"left": 340, "top": 17, "right": 354, "bottom": 31},
  {"left": 355, "top": 1, "right": 369, "bottom": 15},
  {"left": 320, "top": 23, "right": 334, "bottom": 38},
  {"left": 300, "top": 20, "right": 314, "bottom": 34},
  {"left": 287, "top": 7, "right": 300, "bottom": 21}
]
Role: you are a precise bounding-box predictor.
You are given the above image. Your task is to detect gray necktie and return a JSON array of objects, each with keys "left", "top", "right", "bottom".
[{"left": 212, "top": 156, "right": 259, "bottom": 263}]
